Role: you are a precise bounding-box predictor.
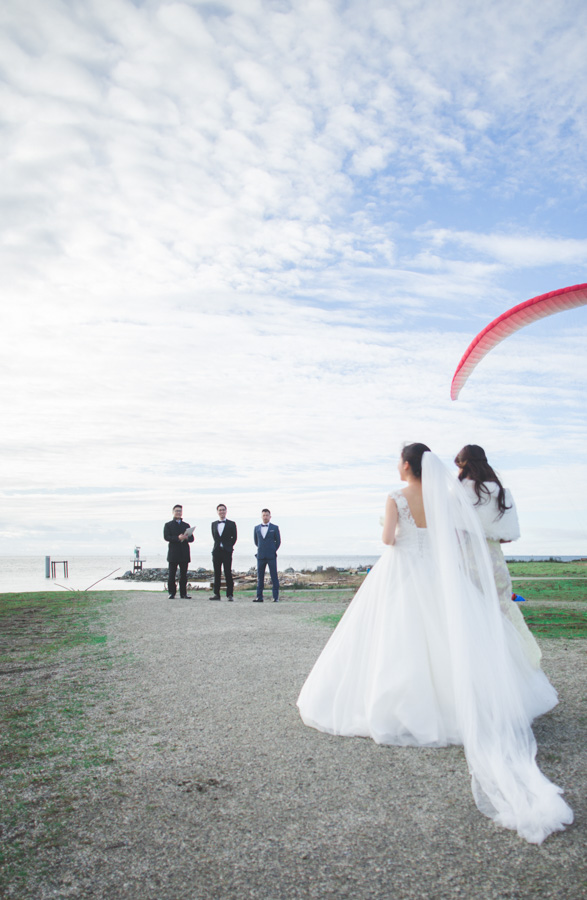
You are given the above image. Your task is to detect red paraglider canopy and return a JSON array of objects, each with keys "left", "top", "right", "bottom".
[{"left": 451, "top": 283, "right": 587, "bottom": 400}]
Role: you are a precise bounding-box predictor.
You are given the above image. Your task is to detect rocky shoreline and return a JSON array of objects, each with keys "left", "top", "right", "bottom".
[{"left": 116, "top": 565, "right": 371, "bottom": 589}]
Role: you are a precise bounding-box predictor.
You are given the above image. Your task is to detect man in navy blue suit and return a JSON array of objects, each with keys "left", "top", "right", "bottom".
[{"left": 253, "top": 508, "right": 281, "bottom": 602}]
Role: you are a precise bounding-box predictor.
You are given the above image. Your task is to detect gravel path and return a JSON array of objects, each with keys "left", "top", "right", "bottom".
[{"left": 30, "top": 593, "right": 586, "bottom": 899}]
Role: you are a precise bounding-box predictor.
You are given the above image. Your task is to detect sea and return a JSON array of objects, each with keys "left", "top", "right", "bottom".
[{"left": 0, "top": 553, "right": 583, "bottom": 594}]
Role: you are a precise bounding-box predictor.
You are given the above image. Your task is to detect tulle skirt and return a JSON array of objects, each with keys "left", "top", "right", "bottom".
[
  {"left": 297, "top": 541, "right": 558, "bottom": 748},
  {"left": 487, "top": 539, "right": 543, "bottom": 669}
]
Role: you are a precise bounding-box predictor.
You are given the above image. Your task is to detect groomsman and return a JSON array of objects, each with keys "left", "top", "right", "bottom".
[
  {"left": 163, "top": 504, "right": 194, "bottom": 599},
  {"left": 254, "top": 509, "right": 281, "bottom": 602},
  {"left": 210, "top": 504, "right": 237, "bottom": 601}
]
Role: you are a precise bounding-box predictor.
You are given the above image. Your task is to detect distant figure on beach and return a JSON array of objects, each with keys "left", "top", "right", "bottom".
[
  {"left": 297, "top": 443, "right": 573, "bottom": 844},
  {"left": 455, "top": 444, "right": 542, "bottom": 668},
  {"left": 210, "top": 504, "right": 237, "bottom": 601},
  {"left": 254, "top": 509, "right": 281, "bottom": 602},
  {"left": 163, "top": 505, "right": 194, "bottom": 600}
]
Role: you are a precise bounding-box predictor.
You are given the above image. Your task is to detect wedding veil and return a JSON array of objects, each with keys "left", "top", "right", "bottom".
[{"left": 421, "top": 452, "right": 573, "bottom": 844}]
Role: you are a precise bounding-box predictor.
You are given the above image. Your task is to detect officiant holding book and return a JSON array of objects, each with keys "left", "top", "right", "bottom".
[{"left": 163, "top": 504, "right": 194, "bottom": 599}]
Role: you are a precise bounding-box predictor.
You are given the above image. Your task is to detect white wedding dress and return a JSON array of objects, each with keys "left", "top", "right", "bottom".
[
  {"left": 297, "top": 454, "right": 573, "bottom": 844},
  {"left": 461, "top": 479, "right": 542, "bottom": 669}
]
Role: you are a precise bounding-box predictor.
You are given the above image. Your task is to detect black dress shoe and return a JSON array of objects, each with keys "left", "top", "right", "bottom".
[
  {"left": 209, "top": 595, "right": 221, "bottom": 601},
  {"left": 181, "top": 595, "right": 192, "bottom": 599},
  {"left": 168, "top": 594, "right": 176, "bottom": 599},
  {"left": 253, "top": 598, "right": 264, "bottom": 602},
  {"left": 227, "top": 596, "right": 234, "bottom": 602}
]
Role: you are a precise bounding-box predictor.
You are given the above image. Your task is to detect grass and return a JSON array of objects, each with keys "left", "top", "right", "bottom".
[
  {"left": 316, "top": 613, "right": 347, "bottom": 627},
  {"left": 310, "top": 585, "right": 587, "bottom": 639},
  {"left": 519, "top": 607, "right": 587, "bottom": 639},
  {"left": 506, "top": 561, "right": 586, "bottom": 577},
  {"left": 0, "top": 578, "right": 584, "bottom": 893},
  {"left": 511, "top": 580, "right": 587, "bottom": 602},
  {"left": 238, "top": 588, "right": 356, "bottom": 602},
  {"left": 317, "top": 605, "right": 587, "bottom": 638},
  {"left": 0, "top": 591, "right": 121, "bottom": 896}
]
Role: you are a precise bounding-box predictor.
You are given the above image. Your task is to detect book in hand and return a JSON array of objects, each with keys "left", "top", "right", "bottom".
[{"left": 184, "top": 526, "right": 196, "bottom": 537}]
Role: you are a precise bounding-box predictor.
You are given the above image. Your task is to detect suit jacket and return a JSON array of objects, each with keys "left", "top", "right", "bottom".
[
  {"left": 254, "top": 523, "right": 281, "bottom": 559},
  {"left": 211, "top": 519, "right": 237, "bottom": 553},
  {"left": 164, "top": 519, "right": 194, "bottom": 563}
]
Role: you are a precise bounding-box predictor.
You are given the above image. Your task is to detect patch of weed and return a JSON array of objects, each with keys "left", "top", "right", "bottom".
[
  {"left": 0, "top": 591, "right": 121, "bottom": 896},
  {"left": 520, "top": 606, "right": 587, "bottom": 638},
  {"left": 510, "top": 580, "right": 587, "bottom": 602}
]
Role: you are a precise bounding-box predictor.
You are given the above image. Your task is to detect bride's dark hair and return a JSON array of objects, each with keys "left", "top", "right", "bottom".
[
  {"left": 454, "top": 444, "right": 511, "bottom": 518},
  {"left": 401, "top": 442, "right": 431, "bottom": 479}
]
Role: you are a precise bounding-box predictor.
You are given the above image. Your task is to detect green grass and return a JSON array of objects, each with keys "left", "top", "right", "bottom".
[
  {"left": 0, "top": 582, "right": 583, "bottom": 893},
  {"left": 520, "top": 606, "right": 587, "bottom": 639},
  {"left": 0, "top": 591, "right": 120, "bottom": 895},
  {"left": 511, "top": 579, "right": 587, "bottom": 602},
  {"left": 316, "top": 613, "right": 346, "bottom": 627},
  {"left": 506, "top": 561, "right": 587, "bottom": 577},
  {"left": 238, "top": 588, "right": 356, "bottom": 602},
  {"left": 316, "top": 601, "right": 587, "bottom": 639}
]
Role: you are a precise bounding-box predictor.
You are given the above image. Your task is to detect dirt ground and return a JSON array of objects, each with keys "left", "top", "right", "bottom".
[{"left": 1, "top": 590, "right": 585, "bottom": 899}]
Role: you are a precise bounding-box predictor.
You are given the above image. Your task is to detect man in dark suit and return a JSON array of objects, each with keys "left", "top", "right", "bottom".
[
  {"left": 210, "top": 503, "right": 237, "bottom": 601},
  {"left": 253, "top": 508, "right": 281, "bottom": 602},
  {"left": 163, "top": 504, "right": 194, "bottom": 599}
]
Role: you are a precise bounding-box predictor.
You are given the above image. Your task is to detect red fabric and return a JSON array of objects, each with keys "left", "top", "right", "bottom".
[{"left": 451, "top": 283, "right": 587, "bottom": 399}]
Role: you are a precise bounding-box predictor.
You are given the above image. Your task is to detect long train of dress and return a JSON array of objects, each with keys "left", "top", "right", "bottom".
[{"left": 297, "top": 456, "right": 573, "bottom": 843}]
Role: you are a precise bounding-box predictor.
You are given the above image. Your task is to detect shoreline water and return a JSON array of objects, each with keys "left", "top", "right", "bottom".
[
  {"left": 0, "top": 554, "right": 382, "bottom": 594},
  {"left": 0, "top": 553, "right": 585, "bottom": 594}
]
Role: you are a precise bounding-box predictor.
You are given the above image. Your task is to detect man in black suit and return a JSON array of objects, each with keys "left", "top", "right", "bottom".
[
  {"left": 210, "top": 503, "right": 237, "bottom": 601},
  {"left": 253, "top": 508, "right": 281, "bottom": 602},
  {"left": 163, "top": 504, "right": 194, "bottom": 599}
]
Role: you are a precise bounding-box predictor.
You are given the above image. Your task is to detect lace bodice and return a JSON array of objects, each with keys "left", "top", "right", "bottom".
[{"left": 389, "top": 490, "right": 428, "bottom": 556}]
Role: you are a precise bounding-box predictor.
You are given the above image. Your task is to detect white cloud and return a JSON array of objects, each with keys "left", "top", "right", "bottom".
[
  {"left": 0, "top": 0, "right": 586, "bottom": 559},
  {"left": 424, "top": 229, "right": 587, "bottom": 268}
]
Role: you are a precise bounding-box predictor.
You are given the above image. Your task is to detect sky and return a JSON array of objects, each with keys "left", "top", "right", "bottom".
[{"left": 1, "top": 0, "right": 587, "bottom": 560}]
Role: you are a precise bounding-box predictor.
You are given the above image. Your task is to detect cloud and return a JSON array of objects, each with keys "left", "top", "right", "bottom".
[
  {"left": 0, "top": 0, "right": 586, "bottom": 557},
  {"left": 423, "top": 228, "right": 587, "bottom": 268}
]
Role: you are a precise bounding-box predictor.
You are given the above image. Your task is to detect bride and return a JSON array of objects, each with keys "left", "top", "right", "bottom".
[
  {"left": 297, "top": 443, "right": 573, "bottom": 844},
  {"left": 454, "top": 443, "right": 543, "bottom": 669}
]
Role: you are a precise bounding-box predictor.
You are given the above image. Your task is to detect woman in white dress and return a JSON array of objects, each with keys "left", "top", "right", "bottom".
[
  {"left": 297, "top": 443, "right": 573, "bottom": 844},
  {"left": 454, "top": 444, "right": 542, "bottom": 668}
]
